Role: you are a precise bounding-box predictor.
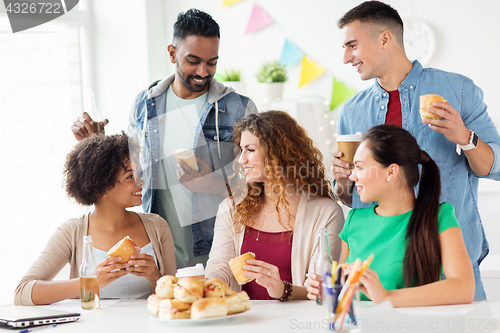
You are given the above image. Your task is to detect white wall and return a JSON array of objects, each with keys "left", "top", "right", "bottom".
[{"left": 85, "top": 0, "right": 150, "bottom": 137}]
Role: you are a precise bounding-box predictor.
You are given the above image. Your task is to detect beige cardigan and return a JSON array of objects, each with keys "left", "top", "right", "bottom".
[
  {"left": 205, "top": 193, "right": 345, "bottom": 291},
  {"left": 14, "top": 212, "right": 176, "bottom": 305}
]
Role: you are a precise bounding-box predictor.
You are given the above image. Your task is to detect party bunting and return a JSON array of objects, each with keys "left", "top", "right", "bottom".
[
  {"left": 330, "top": 78, "right": 357, "bottom": 111},
  {"left": 245, "top": 4, "right": 274, "bottom": 34},
  {"left": 222, "top": 0, "right": 244, "bottom": 7},
  {"left": 298, "top": 56, "right": 325, "bottom": 88},
  {"left": 279, "top": 39, "right": 304, "bottom": 67}
]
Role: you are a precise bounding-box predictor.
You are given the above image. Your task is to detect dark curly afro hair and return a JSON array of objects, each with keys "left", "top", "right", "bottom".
[{"left": 63, "top": 132, "right": 136, "bottom": 206}]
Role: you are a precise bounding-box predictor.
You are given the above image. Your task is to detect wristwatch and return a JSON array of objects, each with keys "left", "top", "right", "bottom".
[{"left": 456, "top": 130, "right": 478, "bottom": 155}]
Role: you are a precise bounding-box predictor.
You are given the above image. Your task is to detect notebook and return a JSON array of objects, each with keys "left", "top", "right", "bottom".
[{"left": 0, "top": 306, "right": 80, "bottom": 329}]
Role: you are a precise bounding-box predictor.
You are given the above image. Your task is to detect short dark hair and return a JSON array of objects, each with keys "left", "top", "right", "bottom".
[
  {"left": 173, "top": 8, "right": 220, "bottom": 44},
  {"left": 337, "top": 1, "right": 404, "bottom": 46},
  {"left": 63, "top": 132, "right": 136, "bottom": 206}
]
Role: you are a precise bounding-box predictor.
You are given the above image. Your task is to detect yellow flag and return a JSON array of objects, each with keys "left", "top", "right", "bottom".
[
  {"left": 299, "top": 56, "right": 325, "bottom": 87},
  {"left": 222, "top": 0, "right": 244, "bottom": 7}
]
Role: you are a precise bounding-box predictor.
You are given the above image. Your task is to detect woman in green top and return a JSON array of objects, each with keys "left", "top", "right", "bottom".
[{"left": 307, "top": 125, "right": 474, "bottom": 307}]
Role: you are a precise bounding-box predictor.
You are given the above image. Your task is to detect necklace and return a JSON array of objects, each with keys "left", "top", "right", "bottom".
[
  {"left": 256, "top": 208, "right": 275, "bottom": 241},
  {"left": 255, "top": 193, "right": 296, "bottom": 241}
]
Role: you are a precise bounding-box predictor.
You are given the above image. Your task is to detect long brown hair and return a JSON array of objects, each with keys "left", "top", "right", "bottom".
[
  {"left": 363, "top": 125, "right": 441, "bottom": 287},
  {"left": 231, "top": 111, "right": 333, "bottom": 232}
]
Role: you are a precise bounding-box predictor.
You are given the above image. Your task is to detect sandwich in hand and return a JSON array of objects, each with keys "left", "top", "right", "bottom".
[
  {"left": 225, "top": 291, "right": 252, "bottom": 315},
  {"left": 158, "top": 299, "right": 191, "bottom": 319},
  {"left": 107, "top": 236, "right": 137, "bottom": 264},
  {"left": 229, "top": 252, "right": 256, "bottom": 285},
  {"left": 146, "top": 294, "right": 162, "bottom": 316},
  {"left": 155, "top": 275, "right": 178, "bottom": 299},
  {"left": 190, "top": 298, "right": 228, "bottom": 319},
  {"left": 204, "top": 279, "right": 231, "bottom": 298},
  {"left": 173, "top": 277, "right": 204, "bottom": 303},
  {"left": 419, "top": 94, "right": 446, "bottom": 120}
]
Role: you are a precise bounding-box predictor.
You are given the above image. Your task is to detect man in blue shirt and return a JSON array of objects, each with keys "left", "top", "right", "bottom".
[
  {"left": 332, "top": 1, "right": 500, "bottom": 300},
  {"left": 72, "top": 9, "right": 257, "bottom": 269}
]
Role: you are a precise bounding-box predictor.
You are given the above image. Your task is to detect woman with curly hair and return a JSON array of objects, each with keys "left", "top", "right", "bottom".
[
  {"left": 14, "top": 133, "right": 176, "bottom": 305},
  {"left": 205, "top": 111, "right": 344, "bottom": 300}
]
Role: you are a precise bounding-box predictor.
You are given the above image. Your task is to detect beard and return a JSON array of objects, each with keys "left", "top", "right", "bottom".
[{"left": 177, "top": 62, "right": 211, "bottom": 93}]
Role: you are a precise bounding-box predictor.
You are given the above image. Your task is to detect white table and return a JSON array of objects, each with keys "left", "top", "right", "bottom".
[{"left": 40, "top": 299, "right": 500, "bottom": 333}]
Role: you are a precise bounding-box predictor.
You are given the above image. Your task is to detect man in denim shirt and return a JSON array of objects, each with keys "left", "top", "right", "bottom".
[
  {"left": 73, "top": 9, "right": 257, "bottom": 269},
  {"left": 332, "top": 1, "right": 500, "bottom": 300}
]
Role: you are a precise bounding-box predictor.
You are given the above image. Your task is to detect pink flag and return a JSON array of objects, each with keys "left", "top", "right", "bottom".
[{"left": 245, "top": 4, "right": 274, "bottom": 34}]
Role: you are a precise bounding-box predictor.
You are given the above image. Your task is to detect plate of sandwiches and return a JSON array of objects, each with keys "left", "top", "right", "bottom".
[{"left": 147, "top": 275, "right": 251, "bottom": 326}]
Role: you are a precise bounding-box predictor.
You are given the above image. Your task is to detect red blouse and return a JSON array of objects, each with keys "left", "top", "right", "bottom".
[{"left": 240, "top": 226, "right": 293, "bottom": 300}]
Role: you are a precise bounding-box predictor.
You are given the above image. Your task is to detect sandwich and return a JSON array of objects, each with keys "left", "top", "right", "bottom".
[
  {"left": 229, "top": 252, "right": 256, "bottom": 285},
  {"left": 225, "top": 291, "right": 252, "bottom": 315},
  {"left": 173, "top": 148, "right": 198, "bottom": 171},
  {"left": 158, "top": 299, "right": 191, "bottom": 319},
  {"left": 419, "top": 94, "right": 446, "bottom": 120},
  {"left": 107, "top": 236, "right": 137, "bottom": 264},
  {"left": 155, "top": 275, "right": 178, "bottom": 299},
  {"left": 173, "top": 277, "right": 204, "bottom": 303},
  {"left": 204, "top": 279, "right": 231, "bottom": 298},
  {"left": 190, "top": 298, "right": 228, "bottom": 319},
  {"left": 146, "top": 294, "right": 162, "bottom": 316}
]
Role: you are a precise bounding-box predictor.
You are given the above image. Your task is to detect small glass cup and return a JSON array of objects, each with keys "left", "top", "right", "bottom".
[
  {"left": 330, "top": 284, "right": 359, "bottom": 331},
  {"left": 86, "top": 87, "right": 105, "bottom": 135}
]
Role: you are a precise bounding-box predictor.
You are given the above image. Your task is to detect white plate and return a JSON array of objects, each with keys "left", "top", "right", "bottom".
[{"left": 150, "top": 311, "right": 246, "bottom": 326}]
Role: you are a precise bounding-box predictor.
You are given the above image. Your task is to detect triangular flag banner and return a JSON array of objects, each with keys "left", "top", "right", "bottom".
[
  {"left": 279, "top": 39, "right": 304, "bottom": 67},
  {"left": 330, "top": 78, "right": 357, "bottom": 111},
  {"left": 222, "top": 0, "right": 244, "bottom": 7},
  {"left": 299, "top": 56, "right": 325, "bottom": 88},
  {"left": 245, "top": 4, "right": 274, "bottom": 34}
]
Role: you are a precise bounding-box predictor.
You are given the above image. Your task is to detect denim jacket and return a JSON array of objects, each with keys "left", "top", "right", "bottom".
[
  {"left": 338, "top": 60, "right": 500, "bottom": 267},
  {"left": 127, "top": 75, "right": 257, "bottom": 257}
]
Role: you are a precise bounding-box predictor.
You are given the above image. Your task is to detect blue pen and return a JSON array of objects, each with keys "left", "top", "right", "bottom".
[
  {"left": 348, "top": 301, "right": 357, "bottom": 326},
  {"left": 332, "top": 265, "right": 343, "bottom": 319},
  {"left": 19, "top": 324, "right": 57, "bottom": 333}
]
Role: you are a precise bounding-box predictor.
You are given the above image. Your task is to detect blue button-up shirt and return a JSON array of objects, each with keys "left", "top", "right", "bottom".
[{"left": 338, "top": 60, "right": 500, "bottom": 267}]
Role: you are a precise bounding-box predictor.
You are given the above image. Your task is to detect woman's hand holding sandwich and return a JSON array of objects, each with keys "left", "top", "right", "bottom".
[
  {"left": 242, "top": 259, "right": 284, "bottom": 299},
  {"left": 96, "top": 257, "right": 129, "bottom": 288},
  {"left": 127, "top": 253, "right": 161, "bottom": 280}
]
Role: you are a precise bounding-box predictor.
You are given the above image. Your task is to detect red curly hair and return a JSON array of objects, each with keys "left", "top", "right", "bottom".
[{"left": 231, "top": 111, "right": 333, "bottom": 232}]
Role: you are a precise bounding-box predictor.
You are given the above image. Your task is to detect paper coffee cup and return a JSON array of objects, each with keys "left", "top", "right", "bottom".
[
  {"left": 176, "top": 263, "right": 205, "bottom": 280},
  {"left": 173, "top": 149, "right": 199, "bottom": 171},
  {"left": 336, "top": 132, "right": 362, "bottom": 168}
]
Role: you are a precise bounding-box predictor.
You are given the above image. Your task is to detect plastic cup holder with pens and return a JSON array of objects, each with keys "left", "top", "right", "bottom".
[{"left": 322, "top": 254, "right": 374, "bottom": 331}]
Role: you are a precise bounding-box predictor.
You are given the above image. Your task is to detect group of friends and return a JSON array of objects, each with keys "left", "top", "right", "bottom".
[{"left": 14, "top": 1, "right": 500, "bottom": 307}]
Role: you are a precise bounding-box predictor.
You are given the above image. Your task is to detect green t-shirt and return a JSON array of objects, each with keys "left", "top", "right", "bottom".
[{"left": 338, "top": 202, "right": 460, "bottom": 300}]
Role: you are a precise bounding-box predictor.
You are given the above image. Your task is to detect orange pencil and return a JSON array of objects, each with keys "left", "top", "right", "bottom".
[
  {"left": 336, "top": 283, "right": 357, "bottom": 328},
  {"left": 335, "top": 254, "right": 375, "bottom": 319}
]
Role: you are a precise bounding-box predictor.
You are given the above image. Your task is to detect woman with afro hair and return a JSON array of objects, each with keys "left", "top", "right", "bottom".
[
  {"left": 15, "top": 133, "right": 176, "bottom": 305},
  {"left": 205, "top": 111, "right": 344, "bottom": 300}
]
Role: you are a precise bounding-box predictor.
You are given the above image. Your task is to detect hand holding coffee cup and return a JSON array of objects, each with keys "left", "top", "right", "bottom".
[{"left": 336, "top": 132, "right": 362, "bottom": 169}]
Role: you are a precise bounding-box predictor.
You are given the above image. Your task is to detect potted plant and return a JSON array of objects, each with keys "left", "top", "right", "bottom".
[
  {"left": 255, "top": 60, "right": 287, "bottom": 103},
  {"left": 219, "top": 69, "right": 246, "bottom": 95}
]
